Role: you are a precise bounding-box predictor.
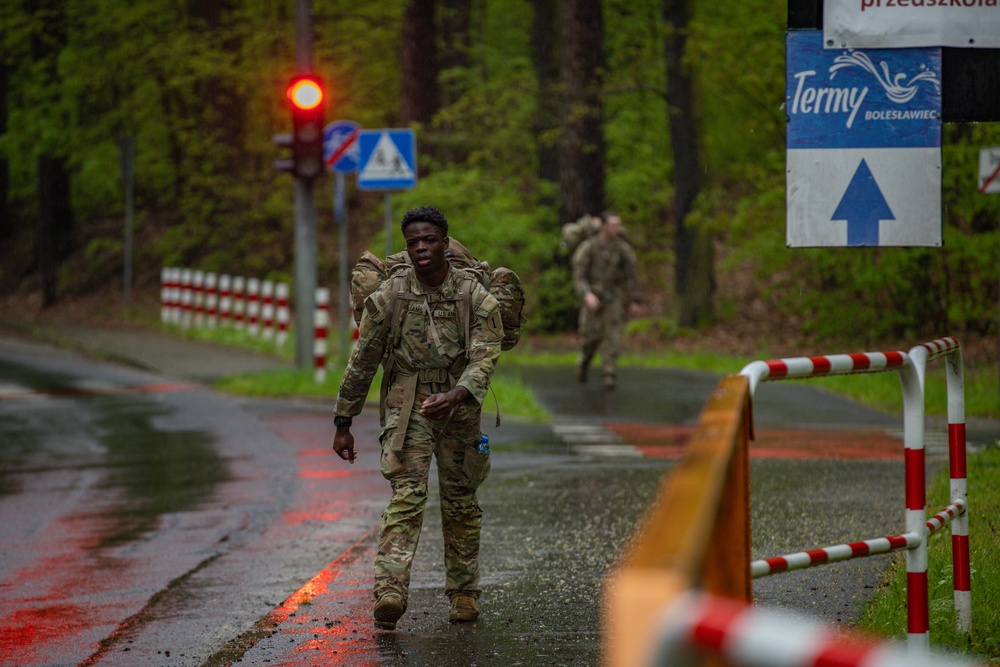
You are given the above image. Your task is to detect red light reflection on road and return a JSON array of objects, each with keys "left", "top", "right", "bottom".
[
  {"left": 610, "top": 423, "right": 905, "bottom": 460},
  {"left": 0, "top": 604, "right": 86, "bottom": 664},
  {"left": 283, "top": 511, "right": 342, "bottom": 525}
]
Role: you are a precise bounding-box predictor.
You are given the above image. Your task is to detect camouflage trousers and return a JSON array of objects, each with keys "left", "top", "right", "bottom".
[
  {"left": 375, "top": 405, "right": 490, "bottom": 605},
  {"left": 578, "top": 297, "right": 627, "bottom": 378}
]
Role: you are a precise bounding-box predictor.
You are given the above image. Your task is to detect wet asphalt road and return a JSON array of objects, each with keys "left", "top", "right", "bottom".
[{"left": 1, "top": 333, "right": 996, "bottom": 666}]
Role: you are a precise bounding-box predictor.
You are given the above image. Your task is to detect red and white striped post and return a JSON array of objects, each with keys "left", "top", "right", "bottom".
[
  {"left": 915, "top": 337, "right": 971, "bottom": 634},
  {"left": 171, "top": 267, "right": 183, "bottom": 324},
  {"left": 246, "top": 278, "right": 261, "bottom": 336},
  {"left": 275, "top": 282, "right": 290, "bottom": 348},
  {"left": 204, "top": 272, "right": 218, "bottom": 328},
  {"left": 741, "top": 340, "right": 972, "bottom": 653},
  {"left": 180, "top": 268, "right": 194, "bottom": 328},
  {"left": 160, "top": 267, "right": 172, "bottom": 323},
  {"left": 232, "top": 276, "right": 246, "bottom": 330},
  {"left": 261, "top": 280, "right": 275, "bottom": 340},
  {"left": 314, "top": 287, "right": 330, "bottom": 383},
  {"left": 192, "top": 270, "right": 205, "bottom": 328},
  {"left": 217, "top": 274, "right": 232, "bottom": 326}
]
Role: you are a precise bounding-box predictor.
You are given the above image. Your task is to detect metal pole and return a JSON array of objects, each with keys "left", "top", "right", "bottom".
[
  {"left": 336, "top": 172, "right": 349, "bottom": 364},
  {"left": 294, "top": 179, "right": 317, "bottom": 369},
  {"left": 384, "top": 192, "right": 393, "bottom": 259},
  {"left": 292, "top": 0, "right": 317, "bottom": 370}
]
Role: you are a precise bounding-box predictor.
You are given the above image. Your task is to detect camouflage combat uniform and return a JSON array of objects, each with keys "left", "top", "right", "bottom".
[
  {"left": 572, "top": 235, "right": 641, "bottom": 383},
  {"left": 334, "top": 265, "right": 503, "bottom": 606}
]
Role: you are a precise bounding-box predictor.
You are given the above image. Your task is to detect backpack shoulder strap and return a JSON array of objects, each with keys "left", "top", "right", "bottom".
[{"left": 377, "top": 271, "right": 410, "bottom": 427}]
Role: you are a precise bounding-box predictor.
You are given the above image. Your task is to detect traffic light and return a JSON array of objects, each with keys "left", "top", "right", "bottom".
[{"left": 273, "top": 74, "right": 325, "bottom": 180}]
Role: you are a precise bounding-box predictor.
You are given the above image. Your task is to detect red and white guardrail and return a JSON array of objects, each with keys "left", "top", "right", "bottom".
[
  {"left": 161, "top": 267, "right": 334, "bottom": 383},
  {"left": 740, "top": 337, "right": 970, "bottom": 652}
]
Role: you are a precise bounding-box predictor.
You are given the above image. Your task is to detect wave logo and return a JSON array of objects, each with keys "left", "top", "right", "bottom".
[
  {"left": 831, "top": 51, "right": 940, "bottom": 104},
  {"left": 789, "top": 50, "right": 940, "bottom": 129}
]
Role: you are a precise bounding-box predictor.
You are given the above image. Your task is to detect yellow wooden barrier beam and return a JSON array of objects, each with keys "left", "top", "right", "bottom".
[{"left": 603, "top": 373, "right": 752, "bottom": 667}]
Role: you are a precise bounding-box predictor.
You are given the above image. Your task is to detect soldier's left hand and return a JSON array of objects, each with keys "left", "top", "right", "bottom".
[{"left": 629, "top": 302, "right": 642, "bottom": 318}]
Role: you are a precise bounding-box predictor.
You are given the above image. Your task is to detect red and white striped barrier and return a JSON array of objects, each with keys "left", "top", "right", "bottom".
[
  {"left": 204, "top": 272, "right": 218, "bottom": 328},
  {"left": 314, "top": 288, "right": 330, "bottom": 383},
  {"left": 232, "top": 276, "right": 246, "bottom": 329},
  {"left": 192, "top": 270, "right": 205, "bottom": 328},
  {"left": 752, "top": 498, "right": 968, "bottom": 578},
  {"left": 261, "top": 280, "right": 275, "bottom": 340},
  {"left": 180, "top": 268, "right": 194, "bottom": 328},
  {"left": 740, "top": 337, "right": 970, "bottom": 651},
  {"left": 160, "top": 267, "right": 172, "bottom": 323},
  {"left": 217, "top": 274, "right": 232, "bottom": 326},
  {"left": 647, "top": 591, "right": 983, "bottom": 667},
  {"left": 245, "top": 278, "right": 261, "bottom": 336},
  {"left": 161, "top": 268, "right": 297, "bottom": 350},
  {"left": 276, "top": 282, "right": 290, "bottom": 347}
]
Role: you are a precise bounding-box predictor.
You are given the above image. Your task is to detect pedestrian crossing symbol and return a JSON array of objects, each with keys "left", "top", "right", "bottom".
[{"left": 357, "top": 129, "right": 417, "bottom": 190}]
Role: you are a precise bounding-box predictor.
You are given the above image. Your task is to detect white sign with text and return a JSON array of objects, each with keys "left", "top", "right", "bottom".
[{"left": 825, "top": 0, "right": 1000, "bottom": 49}]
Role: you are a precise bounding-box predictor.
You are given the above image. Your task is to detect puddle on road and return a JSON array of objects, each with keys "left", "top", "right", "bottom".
[
  {"left": 92, "top": 397, "right": 228, "bottom": 548},
  {"left": 0, "top": 357, "right": 228, "bottom": 549}
]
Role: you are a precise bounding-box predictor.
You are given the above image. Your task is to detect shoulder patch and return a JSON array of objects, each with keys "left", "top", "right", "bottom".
[
  {"left": 483, "top": 308, "right": 504, "bottom": 340},
  {"left": 472, "top": 289, "right": 499, "bottom": 318},
  {"left": 364, "top": 289, "right": 390, "bottom": 324}
]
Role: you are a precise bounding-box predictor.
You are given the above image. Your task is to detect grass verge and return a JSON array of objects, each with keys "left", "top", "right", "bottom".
[
  {"left": 855, "top": 445, "right": 1000, "bottom": 664},
  {"left": 212, "top": 363, "right": 549, "bottom": 422}
]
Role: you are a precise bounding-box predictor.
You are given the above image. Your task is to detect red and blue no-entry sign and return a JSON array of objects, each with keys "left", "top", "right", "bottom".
[{"left": 324, "top": 120, "right": 361, "bottom": 173}]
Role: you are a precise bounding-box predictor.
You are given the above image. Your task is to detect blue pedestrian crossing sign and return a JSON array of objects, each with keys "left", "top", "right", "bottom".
[
  {"left": 785, "top": 31, "right": 942, "bottom": 247},
  {"left": 357, "top": 129, "right": 417, "bottom": 190}
]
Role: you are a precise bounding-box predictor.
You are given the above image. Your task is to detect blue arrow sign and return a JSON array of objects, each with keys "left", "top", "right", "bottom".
[{"left": 831, "top": 159, "right": 895, "bottom": 247}]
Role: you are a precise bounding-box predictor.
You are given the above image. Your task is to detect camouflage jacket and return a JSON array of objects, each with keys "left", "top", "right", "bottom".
[
  {"left": 572, "top": 236, "right": 641, "bottom": 304},
  {"left": 334, "top": 265, "right": 503, "bottom": 422}
]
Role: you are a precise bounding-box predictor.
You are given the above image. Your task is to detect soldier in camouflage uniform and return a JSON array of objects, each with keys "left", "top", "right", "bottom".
[
  {"left": 571, "top": 211, "right": 642, "bottom": 390},
  {"left": 332, "top": 206, "right": 504, "bottom": 630}
]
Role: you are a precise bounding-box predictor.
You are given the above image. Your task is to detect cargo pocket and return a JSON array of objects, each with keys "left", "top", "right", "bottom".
[
  {"left": 379, "top": 428, "right": 402, "bottom": 480},
  {"left": 463, "top": 440, "right": 491, "bottom": 489}
]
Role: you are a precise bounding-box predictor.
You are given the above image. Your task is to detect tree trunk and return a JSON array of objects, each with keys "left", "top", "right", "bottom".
[
  {"left": 663, "top": 0, "right": 714, "bottom": 328},
  {"left": 558, "top": 0, "right": 605, "bottom": 223},
  {"left": 532, "top": 0, "right": 560, "bottom": 191},
  {"left": 0, "top": 63, "right": 8, "bottom": 241},
  {"left": 439, "top": 0, "right": 471, "bottom": 107},
  {"left": 401, "top": 0, "right": 440, "bottom": 127},
  {"left": 37, "top": 154, "right": 72, "bottom": 307}
]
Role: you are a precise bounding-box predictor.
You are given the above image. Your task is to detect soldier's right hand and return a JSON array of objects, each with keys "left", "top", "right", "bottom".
[
  {"left": 333, "top": 430, "right": 356, "bottom": 464},
  {"left": 584, "top": 291, "right": 601, "bottom": 311}
]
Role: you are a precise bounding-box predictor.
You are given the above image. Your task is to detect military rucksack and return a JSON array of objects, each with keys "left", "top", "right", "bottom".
[
  {"left": 350, "top": 239, "right": 525, "bottom": 429},
  {"left": 560, "top": 214, "right": 602, "bottom": 256},
  {"left": 560, "top": 214, "right": 631, "bottom": 257},
  {"left": 350, "top": 238, "right": 525, "bottom": 352}
]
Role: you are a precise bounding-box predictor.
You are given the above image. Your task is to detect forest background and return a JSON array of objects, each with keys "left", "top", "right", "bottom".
[{"left": 2, "top": 0, "right": 1000, "bottom": 365}]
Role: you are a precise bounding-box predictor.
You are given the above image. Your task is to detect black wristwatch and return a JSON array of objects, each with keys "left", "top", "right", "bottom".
[{"left": 334, "top": 415, "right": 353, "bottom": 428}]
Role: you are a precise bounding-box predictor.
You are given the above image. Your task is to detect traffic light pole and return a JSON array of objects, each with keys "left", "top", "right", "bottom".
[
  {"left": 294, "top": 178, "right": 317, "bottom": 370},
  {"left": 293, "top": 0, "right": 316, "bottom": 371}
]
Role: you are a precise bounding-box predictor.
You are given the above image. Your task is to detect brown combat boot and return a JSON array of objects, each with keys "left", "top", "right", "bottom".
[
  {"left": 449, "top": 593, "right": 479, "bottom": 622},
  {"left": 374, "top": 593, "right": 405, "bottom": 630},
  {"left": 602, "top": 374, "right": 617, "bottom": 391}
]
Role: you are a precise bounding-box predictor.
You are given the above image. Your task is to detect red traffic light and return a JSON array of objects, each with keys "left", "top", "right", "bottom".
[{"left": 287, "top": 77, "right": 323, "bottom": 110}]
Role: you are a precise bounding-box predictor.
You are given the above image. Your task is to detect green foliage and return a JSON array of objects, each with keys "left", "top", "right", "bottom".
[{"left": 4, "top": 0, "right": 1000, "bottom": 349}]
